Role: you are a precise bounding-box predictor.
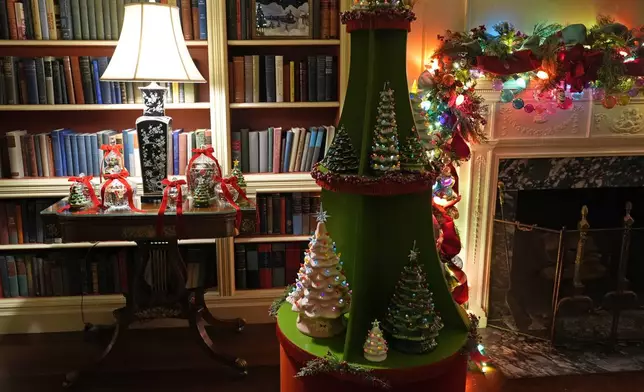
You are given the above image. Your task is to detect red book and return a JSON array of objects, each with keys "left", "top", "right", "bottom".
[
  {"left": 70, "top": 57, "right": 84, "bottom": 104},
  {"left": 63, "top": 57, "right": 76, "bottom": 104},
  {"left": 285, "top": 243, "right": 301, "bottom": 285},
  {"left": 46, "top": 136, "right": 55, "bottom": 177},
  {"left": 180, "top": 0, "right": 193, "bottom": 40},
  {"left": 321, "top": 0, "right": 330, "bottom": 39},
  {"left": 280, "top": 196, "right": 286, "bottom": 235},
  {"left": 272, "top": 127, "right": 282, "bottom": 174},
  {"left": 228, "top": 61, "right": 234, "bottom": 102},
  {"left": 15, "top": 203, "right": 24, "bottom": 244},
  {"left": 27, "top": 135, "right": 37, "bottom": 177},
  {"left": 0, "top": 202, "right": 8, "bottom": 245},
  {"left": 235, "top": 0, "right": 242, "bottom": 40},
  {"left": 329, "top": 0, "right": 338, "bottom": 39},
  {"left": 6, "top": 204, "right": 18, "bottom": 244},
  {"left": 258, "top": 244, "right": 272, "bottom": 289},
  {"left": 6, "top": 0, "right": 18, "bottom": 39},
  {"left": 232, "top": 56, "right": 245, "bottom": 103},
  {"left": 191, "top": 0, "right": 199, "bottom": 39}
]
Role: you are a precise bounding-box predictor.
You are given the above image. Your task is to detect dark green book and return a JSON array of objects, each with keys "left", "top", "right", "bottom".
[
  {"left": 34, "top": 57, "right": 46, "bottom": 104},
  {"left": 102, "top": 0, "right": 111, "bottom": 40},
  {"left": 79, "top": 56, "right": 94, "bottom": 104},
  {"left": 71, "top": 0, "right": 82, "bottom": 39},
  {"left": 94, "top": 0, "right": 104, "bottom": 39},
  {"left": 59, "top": 0, "right": 73, "bottom": 39},
  {"left": 116, "top": 0, "right": 123, "bottom": 36},
  {"left": 23, "top": 0, "right": 35, "bottom": 39},
  {"left": 240, "top": 128, "right": 249, "bottom": 173},
  {"left": 52, "top": 60, "right": 63, "bottom": 104},
  {"left": 59, "top": 61, "right": 68, "bottom": 104},
  {"left": 109, "top": 0, "right": 117, "bottom": 39},
  {"left": 79, "top": 0, "right": 89, "bottom": 39},
  {"left": 87, "top": 0, "right": 97, "bottom": 39}
]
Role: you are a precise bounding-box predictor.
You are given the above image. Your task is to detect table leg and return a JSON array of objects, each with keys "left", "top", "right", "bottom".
[
  {"left": 188, "top": 304, "right": 248, "bottom": 375},
  {"left": 63, "top": 308, "right": 131, "bottom": 388},
  {"left": 193, "top": 288, "right": 246, "bottom": 332}
]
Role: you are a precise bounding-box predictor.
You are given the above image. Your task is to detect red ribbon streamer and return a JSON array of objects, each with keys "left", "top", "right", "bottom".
[
  {"left": 100, "top": 170, "right": 145, "bottom": 213},
  {"left": 57, "top": 175, "right": 101, "bottom": 213},
  {"left": 157, "top": 178, "right": 186, "bottom": 236},
  {"left": 557, "top": 44, "right": 603, "bottom": 92},
  {"left": 186, "top": 147, "right": 222, "bottom": 191},
  {"left": 213, "top": 175, "right": 256, "bottom": 230}
]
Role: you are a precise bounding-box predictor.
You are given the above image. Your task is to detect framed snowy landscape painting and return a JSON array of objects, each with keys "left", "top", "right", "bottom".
[{"left": 252, "top": 0, "right": 312, "bottom": 39}]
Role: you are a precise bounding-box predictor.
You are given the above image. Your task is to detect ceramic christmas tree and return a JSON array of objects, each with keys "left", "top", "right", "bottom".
[
  {"left": 363, "top": 319, "right": 388, "bottom": 362},
  {"left": 370, "top": 83, "right": 400, "bottom": 174},
  {"left": 319, "top": 126, "right": 360, "bottom": 174},
  {"left": 400, "top": 135, "right": 426, "bottom": 172},
  {"left": 287, "top": 206, "right": 351, "bottom": 338},
  {"left": 231, "top": 159, "right": 247, "bottom": 189},
  {"left": 192, "top": 179, "right": 212, "bottom": 208},
  {"left": 382, "top": 241, "right": 444, "bottom": 354}
]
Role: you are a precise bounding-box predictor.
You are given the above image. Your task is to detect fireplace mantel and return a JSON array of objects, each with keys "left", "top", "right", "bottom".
[{"left": 457, "top": 85, "right": 644, "bottom": 325}]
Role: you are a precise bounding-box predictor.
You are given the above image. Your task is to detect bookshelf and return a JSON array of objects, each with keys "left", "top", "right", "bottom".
[{"left": 0, "top": 0, "right": 350, "bottom": 334}]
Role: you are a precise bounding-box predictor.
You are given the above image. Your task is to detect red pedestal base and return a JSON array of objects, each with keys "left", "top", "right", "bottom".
[{"left": 278, "top": 325, "right": 467, "bottom": 392}]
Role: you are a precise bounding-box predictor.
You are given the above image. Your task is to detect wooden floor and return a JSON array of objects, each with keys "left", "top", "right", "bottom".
[{"left": 0, "top": 323, "right": 642, "bottom": 391}]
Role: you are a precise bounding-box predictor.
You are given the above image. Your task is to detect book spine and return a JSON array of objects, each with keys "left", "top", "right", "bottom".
[
  {"left": 272, "top": 127, "right": 281, "bottom": 174},
  {"left": 234, "top": 0, "right": 241, "bottom": 40},
  {"left": 30, "top": 0, "right": 42, "bottom": 39},
  {"left": 32, "top": 57, "right": 46, "bottom": 104},
  {"left": 26, "top": 135, "right": 37, "bottom": 176},
  {"left": 38, "top": 134, "right": 49, "bottom": 177},
  {"left": 316, "top": 55, "right": 325, "bottom": 102},
  {"left": 34, "top": 134, "right": 43, "bottom": 176},
  {"left": 63, "top": 56, "right": 75, "bottom": 104},
  {"left": 23, "top": 0, "right": 34, "bottom": 39},
  {"left": 87, "top": 0, "right": 95, "bottom": 39},
  {"left": 14, "top": 1, "right": 26, "bottom": 40},
  {"left": 265, "top": 55, "right": 276, "bottom": 102},
  {"left": 243, "top": 55, "right": 252, "bottom": 103},
  {"left": 16, "top": 258, "right": 28, "bottom": 296},
  {"left": 52, "top": 58, "right": 63, "bottom": 103},
  {"left": 6, "top": 204, "right": 18, "bottom": 243},
  {"left": 284, "top": 61, "right": 291, "bottom": 102},
  {"left": 23, "top": 58, "right": 39, "bottom": 104},
  {"left": 70, "top": 0, "right": 81, "bottom": 39},
  {"left": 258, "top": 129, "right": 268, "bottom": 173},
  {"left": 197, "top": 0, "right": 206, "bottom": 39},
  {"left": 232, "top": 56, "right": 244, "bottom": 103},
  {"left": 50, "top": 131, "right": 62, "bottom": 176},
  {"left": 6, "top": 257, "right": 19, "bottom": 297},
  {"left": 225, "top": 0, "right": 236, "bottom": 40},
  {"left": 292, "top": 192, "right": 302, "bottom": 235},
  {"left": 0, "top": 204, "right": 8, "bottom": 244},
  {"left": 102, "top": 0, "right": 111, "bottom": 39},
  {"left": 307, "top": 56, "right": 316, "bottom": 102},
  {"left": 25, "top": 256, "right": 34, "bottom": 296},
  {"left": 272, "top": 194, "right": 280, "bottom": 234},
  {"left": 6, "top": 131, "right": 25, "bottom": 178},
  {"left": 37, "top": 0, "right": 48, "bottom": 38},
  {"left": 0, "top": 0, "right": 10, "bottom": 39},
  {"left": 266, "top": 194, "right": 273, "bottom": 234},
  {"left": 43, "top": 57, "right": 55, "bottom": 103},
  {"left": 285, "top": 244, "right": 299, "bottom": 284},
  {"left": 299, "top": 60, "right": 307, "bottom": 102},
  {"left": 329, "top": 0, "right": 338, "bottom": 39},
  {"left": 190, "top": 0, "right": 198, "bottom": 39},
  {"left": 275, "top": 55, "right": 283, "bottom": 103},
  {"left": 94, "top": 0, "right": 103, "bottom": 39},
  {"left": 180, "top": 0, "right": 192, "bottom": 40},
  {"left": 116, "top": 0, "right": 123, "bottom": 36},
  {"left": 63, "top": 134, "right": 73, "bottom": 176},
  {"left": 59, "top": 0, "right": 73, "bottom": 39},
  {"left": 2, "top": 57, "right": 17, "bottom": 104},
  {"left": 294, "top": 129, "right": 306, "bottom": 172},
  {"left": 0, "top": 257, "right": 8, "bottom": 297},
  {"left": 70, "top": 134, "right": 79, "bottom": 175},
  {"left": 282, "top": 130, "right": 292, "bottom": 173},
  {"left": 258, "top": 244, "right": 272, "bottom": 289},
  {"left": 6, "top": 0, "right": 18, "bottom": 39},
  {"left": 271, "top": 243, "right": 285, "bottom": 287},
  {"left": 91, "top": 59, "right": 102, "bottom": 103},
  {"left": 251, "top": 55, "right": 259, "bottom": 103},
  {"left": 77, "top": 133, "right": 87, "bottom": 174},
  {"left": 248, "top": 130, "right": 259, "bottom": 173},
  {"left": 302, "top": 193, "right": 310, "bottom": 235},
  {"left": 240, "top": 128, "right": 249, "bottom": 173},
  {"left": 234, "top": 244, "right": 247, "bottom": 290},
  {"left": 321, "top": 0, "right": 330, "bottom": 39},
  {"left": 69, "top": 56, "right": 84, "bottom": 104},
  {"left": 46, "top": 135, "right": 55, "bottom": 176},
  {"left": 302, "top": 129, "right": 315, "bottom": 171},
  {"left": 109, "top": 0, "right": 117, "bottom": 39},
  {"left": 79, "top": 56, "right": 94, "bottom": 104},
  {"left": 45, "top": 0, "right": 56, "bottom": 39},
  {"left": 178, "top": 132, "right": 187, "bottom": 175},
  {"left": 311, "top": 127, "right": 325, "bottom": 169}
]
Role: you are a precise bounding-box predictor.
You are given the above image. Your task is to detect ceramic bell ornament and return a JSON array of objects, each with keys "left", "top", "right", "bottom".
[{"left": 100, "top": 144, "right": 125, "bottom": 179}]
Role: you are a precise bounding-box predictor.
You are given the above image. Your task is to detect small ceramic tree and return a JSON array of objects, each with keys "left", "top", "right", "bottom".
[
  {"left": 192, "top": 179, "right": 212, "bottom": 208},
  {"left": 363, "top": 319, "right": 388, "bottom": 362},
  {"left": 319, "top": 126, "right": 360, "bottom": 174},
  {"left": 370, "top": 82, "right": 400, "bottom": 174}
]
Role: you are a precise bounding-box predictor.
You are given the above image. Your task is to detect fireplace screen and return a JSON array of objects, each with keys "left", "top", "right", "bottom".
[{"left": 489, "top": 195, "right": 643, "bottom": 345}]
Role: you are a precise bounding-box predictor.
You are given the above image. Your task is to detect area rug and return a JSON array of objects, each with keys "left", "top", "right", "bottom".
[{"left": 481, "top": 327, "right": 644, "bottom": 379}]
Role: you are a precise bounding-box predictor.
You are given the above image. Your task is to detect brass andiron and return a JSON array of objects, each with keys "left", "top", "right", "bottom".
[{"left": 573, "top": 206, "right": 590, "bottom": 290}]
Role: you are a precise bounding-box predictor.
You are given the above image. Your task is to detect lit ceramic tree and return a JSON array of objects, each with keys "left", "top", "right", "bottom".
[
  {"left": 370, "top": 83, "right": 400, "bottom": 174},
  {"left": 363, "top": 319, "right": 388, "bottom": 362}
]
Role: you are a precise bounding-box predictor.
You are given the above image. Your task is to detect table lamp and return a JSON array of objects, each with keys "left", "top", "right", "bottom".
[{"left": 101, "top": 2, "right": 206, "bottom": 203}]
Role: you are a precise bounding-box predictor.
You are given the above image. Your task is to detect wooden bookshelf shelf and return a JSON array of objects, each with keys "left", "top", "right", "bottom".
[
  {"left": 234, "top": 235, "right": 310, "bottom": 244},
  {"left": 227, "top": 39, "right": 340, "bottom": 46},
  {"left": 0, "top": 238, "right": 219, "bottom": 251},
  {"left": 0, "top": 40, "right": 208, "bottom": 47},
  {"left": 244, "top": 173, "right": 320, "bottom": 194},
  {"left": 229, "top": 102, "right": 340, "bottom": 109},
  {"left": 233, "top": 287, "right": 285, "bottom": 298},
  {"left": 0, "top": 103, "right": 210, "bottom": 111}
]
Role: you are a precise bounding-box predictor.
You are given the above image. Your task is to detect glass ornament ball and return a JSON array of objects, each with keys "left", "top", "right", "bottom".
[
  {"left": 535, "top": 105, "right": 545, "bottom": 114},
  {"left": 417, "top": 70, "right": 434, "bottom": 89},
  {"left": 420, "top": 100, "right": 432, "bottom": 111},
  {"left": 602, "top": 96, "right": 617, "bottom": 109},
  {"left": 442, "top": 74, "right": 456, "bottom": 87},
  {"left": 500, "top": 90, "right": 514, "bottom": 103},
  {"left": 628, "top": 88, "right": 640, "bottom": 98},
  {"left": 102, "top": 178, "right": 134, "bottom": 212},
  {"left": 637, "top": 78, "right": 644, "bottom": 88},
  {"left": 492, "top": 78, "right": 504, "bottom": 91},
  {"left": 512, "top": 98, "right": 525, "bottom": 110},
  {"left": 214, "top": 181, "right": 239, "bottom": 206},
  {"left": 524, "top": 103, "right": 535, "bottom": 113},
  {"left": 618, "top": 95, "right": 631, "bottom": 106},
  {"left": 593, "top": 88, "right": 606, "bottom": 101}
]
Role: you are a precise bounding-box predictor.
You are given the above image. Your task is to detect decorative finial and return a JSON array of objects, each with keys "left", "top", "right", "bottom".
[
  {"left": 408, "top": 240, "right": 419, "bottom": 261},
  {"left": 315, "top": 204, "right": 330, "bottom": 223},
  {"left": 372, "top": 319, "right": 381, "bottom": 328},
  {"left": 233, "top": 159, "right": 240, "bottom": 167}
]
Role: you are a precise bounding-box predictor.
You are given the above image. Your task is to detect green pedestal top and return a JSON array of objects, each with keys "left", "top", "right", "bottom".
[{"left": 277, "top": 303, "right": 468, "bottom": 370}]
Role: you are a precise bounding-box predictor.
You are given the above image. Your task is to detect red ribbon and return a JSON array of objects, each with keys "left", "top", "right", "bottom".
[
  {"left": 558, "top": 44, "right": 603, "bottom": 92},
  {"left": 625, "top": 58, "right": 644, "bottom": 76},
  {"left": 433, "top": 201, "right": 469, "bottom": 305},
  {"left": 475, "top": 49, "right": 541, "bottom": 75},
  {"left": 213, "top": 175, "right": 256, "bottom": 230},
  {"left": 100, "top": 170, "right": 145, "bottom": 213},
  {"left": 186, "top": 147, "right": 222, "bottom": 191},
  {"left": 100, "top": 144, "right": 124, "bottom": 179},
  {"left": 157, "top": 178, "right": 186, "bottom": 236},
  {"left": 57, "top": 175, "right": 101, "bottom": 213}
]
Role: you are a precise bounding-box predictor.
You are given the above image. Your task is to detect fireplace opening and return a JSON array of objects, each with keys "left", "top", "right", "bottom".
[{"left": 490, "top": 186, "right": 644, "bottom": 343}]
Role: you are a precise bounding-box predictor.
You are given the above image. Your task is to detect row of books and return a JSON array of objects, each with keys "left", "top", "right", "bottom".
[
  {"left": 0, "top": 246, "right": 217, "bottom": 298},
  {"left": 234, "top": 242, "right": 305, "bottom": 290},
  {"left": 225, "top": 0, "right": 339, "bottom": 40},
  {"left": 0, "top": 199, "right": 56, "bottom": 245},
  {"left": 254, "top": 192, "right": 321, "bottom": 236},
  {"left": 231, "top": 126, "right": 335, "bottom": 174},
  {"left": 0, "top": 0, "right": 207, "bottom": 41},
  {"left": 2, "top": 127, "right": 211, "bottom": 179},
  {"left": 0, "top": 56, "right": 198, "bottom": 105},
  {"left": 230, "top": 55, "right": 337, "bottom": 103}
]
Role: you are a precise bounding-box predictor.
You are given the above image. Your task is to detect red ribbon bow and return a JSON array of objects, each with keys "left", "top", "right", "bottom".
[
  {"left": 157, "top": 178, "right": 186, "bottom": 236},
  {"left": 100, "top": 144, "right": 123, "bottom": 153},
  {"left": 100, "top": 170, "right": 144, "bottom": 212},
  {"left": 475, "top": 49, "right": 541, "bottom": 75},
  {"left": 213, "top": 175, "right": 256, "bottom": 230},
  {"left": 558, "top": 43, "right": 603, "bottom": 92}
]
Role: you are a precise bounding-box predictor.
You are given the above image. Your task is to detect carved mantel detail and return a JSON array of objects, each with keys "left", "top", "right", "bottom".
[
  {"left": 497, "top": 105, "right": 583, "bottom": 138},
  {"left": 594, "top": 108, "right": 644, "bottom": 135}
]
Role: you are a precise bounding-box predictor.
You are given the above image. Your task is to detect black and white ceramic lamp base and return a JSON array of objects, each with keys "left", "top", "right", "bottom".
[{"left": 137, "top": 82, "right": 173, "bottom": 203}]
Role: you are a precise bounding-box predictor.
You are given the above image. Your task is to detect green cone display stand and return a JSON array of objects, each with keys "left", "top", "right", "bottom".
[{"left": 277, "top": 11, "right": 470, "bottom": 392}]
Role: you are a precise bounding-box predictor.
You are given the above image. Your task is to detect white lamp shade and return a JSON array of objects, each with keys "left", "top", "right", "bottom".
[{"left": 101, "top": 3, "right": 206, "bottom": 83}]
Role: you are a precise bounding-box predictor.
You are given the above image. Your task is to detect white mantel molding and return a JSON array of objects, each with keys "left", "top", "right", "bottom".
[{"left": 458, "top": 90, "right": 644, "bottom": 325}]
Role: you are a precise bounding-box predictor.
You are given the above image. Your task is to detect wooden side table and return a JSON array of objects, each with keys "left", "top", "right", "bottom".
[{"left": 41, "top": 199, "right": 256, "bottom": 387}]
